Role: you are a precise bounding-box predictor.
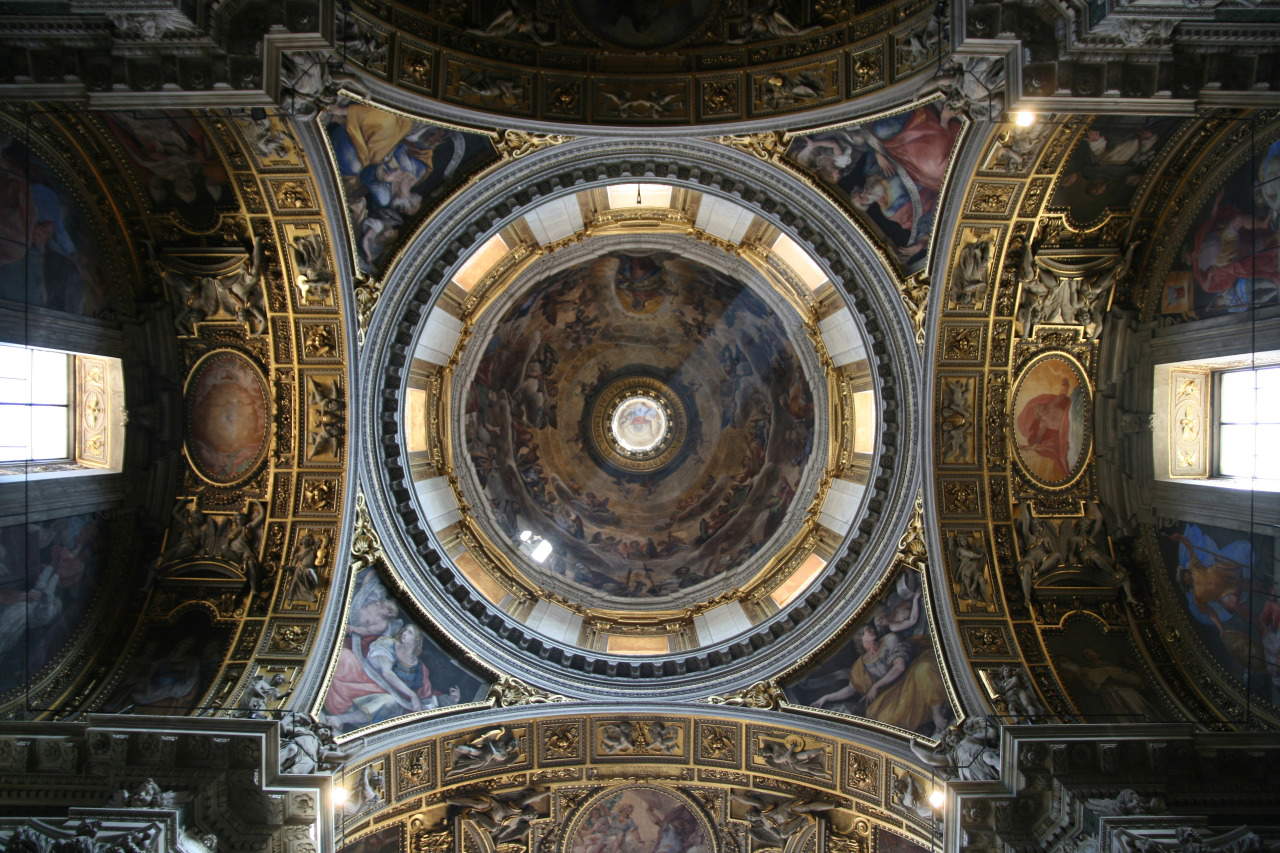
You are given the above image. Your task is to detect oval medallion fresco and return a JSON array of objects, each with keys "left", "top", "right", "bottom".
[
  {"left": 1011, "top": 352, "right": 1091, "bottom": 487},
  {"left": 184, "top": 349, "right": 270, "bottom": 485},
  {"left": 460, "top": 249, "right": 817, "bottom": 606},
  {"left": 565, "top": 786, "right": 712, "bottom": 853}
]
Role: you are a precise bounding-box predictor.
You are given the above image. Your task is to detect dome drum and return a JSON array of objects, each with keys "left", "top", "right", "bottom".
[{"left": 368, "top": 143, "right": 921, "bottom": 696}]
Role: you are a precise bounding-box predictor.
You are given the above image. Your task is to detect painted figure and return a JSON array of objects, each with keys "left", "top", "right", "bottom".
[
  {"left": 322, "top": 571, "right": 484, "bottom": 732},
  {"left": 788, "top": 105, "right": 962, "bottom": 271},
  {"left": 324, "top": 101, "right": 495, "bottom": 272},
  {"left": 787, "top": 570, "right": 953, "bottom": 736}
]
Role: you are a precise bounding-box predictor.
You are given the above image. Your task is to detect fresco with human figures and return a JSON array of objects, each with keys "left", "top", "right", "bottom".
[
  {"left": 98, "top": 112, "right": 234, "bottom": 232},
  {"left": 567, "top": 787, "right": 710, "bottom": 853},
  {"left": 0, "top": 514, "right": 108, "bottom": 694},
  {"left": 1159, "top": 521, "right": 1279, "bottom": 707},
  {"left": 337, "top": 824, "right": 399, "bottom": 853},
  {"left": 1049, "top": 116, "right": 1181, "bottom": 226},
  {"left": 462, "top": 249, "right": 817, "bottom": 604},
  {"left": 786, "top": 103, "right": 963, "bottom": 273},
  {"left": 568, "top": 0, "right": 714, "bottom": 49},
  {"left": 877, "top": 829, "right": 930, "bottom": 853},
  {"left": 783, "top": 568, "right": 954, "bottom": 737},
  {"left": 1159, "top": 138, "right": 1280, "bottom": 321},
  {"left": 321, "top": 569, "right": 490, "bottom": 734},
  {"left": 1043, "top": 618, "right": 1164, "bottom": 721},
  {"left": 0, "top": 134, "right": 110, "bottom": 316},
  {"left": 322, "top": 98, "right": 498, "bottom": 274},
  {"left": 1012, "top": 353, "right": 1090, "bottom": 488},
  {"left": 100, "top": 610, "right": 229, "bottom": 714}
]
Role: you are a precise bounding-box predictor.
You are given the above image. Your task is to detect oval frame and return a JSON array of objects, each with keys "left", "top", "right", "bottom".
[
  {"left": 560, "top": 784, "right": 716, "bottom": 853},
  {"left": 182, "top": 348, "right": 271, "bottom": 486},
  {"left": 1009, "top": 351, "right": 1093, "bottom": 489}
]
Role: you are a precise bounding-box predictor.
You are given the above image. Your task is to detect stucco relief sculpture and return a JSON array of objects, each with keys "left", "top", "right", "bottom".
[
  {"left": 279, "top": 712, "right": 353, "bottom": 773},
  {"left": 450, "top": 728, "right": 522, "bottom": 774},
  {"left": 910, "top": 717, "right": 1001, "bottom": 782},
  {"left": 447, "top": 789, "right": 549, "bottom": 844},
  {"left": 162, "top": 241, "right": 267, "bottom": 336},
  {"left": 1017, "top": 242, "right": 1137, "bottom": 339},
  {"left": 731, "top": 790, "right": 834, "bottom": 845}
]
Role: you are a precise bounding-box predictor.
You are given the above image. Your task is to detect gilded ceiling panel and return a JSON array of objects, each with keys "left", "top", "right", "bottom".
[
  {"left": 0, "top": 106, "right": 352, "bottom": 720},
  {"left": 934, "top": 109, "right": 1280, "bottom": 730}
]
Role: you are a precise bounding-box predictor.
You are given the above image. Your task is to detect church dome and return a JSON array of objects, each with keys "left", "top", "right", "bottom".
[{"left": 363, "top": 139, "right": 922, "bottom": 698}]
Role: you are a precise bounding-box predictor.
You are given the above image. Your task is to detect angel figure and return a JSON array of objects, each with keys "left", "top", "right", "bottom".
[
  {"left": 307, "top": 377, "right": 344, "bottom": 457},
  {"left": 730, "top": 790, "right": 834, "bottom": 845},
  {"left": 451, "top": 728, "right": 520, "bottom": 774},
  {"left": 910, "top": 717, "right": 1001, "bottom": 782},
  {"left": 725, "top": 0, "right": 821, "bottom": 43},
  {"left": 447, "top": 789, "right": 548, "bottom": 843},
  {"left": 466, "top": 0, "right": 556, "bottom": 46},
  {"left": 952, "top": 239, "right": 991, "bottom": 307},
  {"left": 287, "top": 531, "right": 328, "bottom": 601},
  {"left": 757, "top": 736, "right": 827, "bottom": 776},
  {"left": 215, "top": 239, "right": 267, "bottom": 335},
  {"left": 1014, "top": 503, "right": 1066, "bottom": 608},
  {"left": 221, "top": 502, "right": 266, "bottom": 595},
  {"left": 291, "top": 231, "right": 333, "bottom": 304}
]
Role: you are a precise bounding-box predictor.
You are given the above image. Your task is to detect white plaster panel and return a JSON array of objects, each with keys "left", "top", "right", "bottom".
[
  {"left": 819, "top": 308, "right": 866, "bottom": 367},
  {"left": 526, "top": 599, "right": 582, "bottom": 644},
  {"left": 414, "top": 475, "right": 461, "bottom": 529},
  {"left": 693, "top": 601, "right": 752, "bottom": 645},
  {"left": 818, "top": 478, "right": 865, "bottom": 534},
  {"left": 694, "top": 195, "right": 753, "bottom": 244},
  {"left": 525, "top": 196, "right": 584, "bottom": 245},
  {"left": 414, "top": 308, "right": 463, "bottom": 366}
]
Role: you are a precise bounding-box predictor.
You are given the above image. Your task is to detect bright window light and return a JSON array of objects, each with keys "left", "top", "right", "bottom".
[
  {"left": 1218, "top": 365, "right": 1280, "bottom": 479},
  {"left": 0, "top": 344, "right": 70, "bottom": 463},
  {"left": 928, "top": 788, "right": 945, "bottom": 809},
  {"left": 530, "top": 539, "right": 553, "bottom": 564},
  {"left": 1014, "top": 110, "right": 1035, "bottom": 127},
  {"left": 771, "top": 233, "right": 828, "bottom": 290},
  {"left": 606, "top": 183, "right": 672, "bottom": 209}
]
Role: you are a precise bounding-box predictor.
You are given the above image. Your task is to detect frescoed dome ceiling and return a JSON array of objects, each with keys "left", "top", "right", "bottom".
[{"left": 455, "top": 242, "right": 823, "bottom": 611}]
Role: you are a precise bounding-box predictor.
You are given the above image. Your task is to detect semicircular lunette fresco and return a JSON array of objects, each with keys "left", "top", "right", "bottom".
[
  {"left": 565, "top": 786, "right": 712, "bottom": 853},
  {"left": 1157, "top": 137, "right": 1280, "bottom": 322},
  {"left": 0, "top": 131, "right": 111, "bottom": 317},
  {"left": 460, "top": 249, "right": 818, "bottom": 606}
]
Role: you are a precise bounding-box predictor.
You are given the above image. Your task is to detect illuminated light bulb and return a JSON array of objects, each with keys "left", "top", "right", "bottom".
[
  {"left": 332, "top": 786, "right": 350, "bottom": 807},
  {"left": 1014, "top": 110, "right": 1036, "bottom": 128},
  {"left": 928, "top": 788, "right": 946, "bottom": 810}
]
